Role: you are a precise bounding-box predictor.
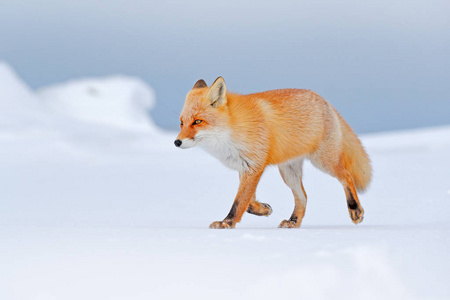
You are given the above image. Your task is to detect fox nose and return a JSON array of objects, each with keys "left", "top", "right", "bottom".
[{"left": 174, "top": 139, "right": 182, "bottom": 147}]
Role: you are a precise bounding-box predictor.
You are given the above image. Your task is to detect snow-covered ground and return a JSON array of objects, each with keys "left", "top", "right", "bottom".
[{"left": 0, "top": 62, "right": 449, "bottom": 299}]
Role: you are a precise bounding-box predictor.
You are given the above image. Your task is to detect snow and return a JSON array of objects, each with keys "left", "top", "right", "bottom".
[
  {"left": 0, "top": 62, "right": 449, "bottom": 299},
  {"left": 38, "top": 76, "right": 156, "bottom": 132},
  {"left": 0, "top": 63, "right": 50, "bottom": 129},
  {"left": 0, "top": 63, "right": 39, "bottom": 112}
]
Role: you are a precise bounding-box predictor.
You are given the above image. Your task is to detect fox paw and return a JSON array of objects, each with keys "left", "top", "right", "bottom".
[
  {"left": 247, "top": 202, "right": 273, "bottom": 217},
  {"left": 209, "top": 220, "right": 234, "bottom": 229},
  {"left": 278, "top": 219, "right": 301, "bottom": 228},
  {"left": 349, "top": 207, "right": 364, "bottom": 224}
]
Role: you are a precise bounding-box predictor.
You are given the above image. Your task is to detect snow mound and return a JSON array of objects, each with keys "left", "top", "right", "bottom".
[
  {"left": 0, "top": 61, "right": 49, "bottom": 127},
  {"left": 0, "top": 62, "right": 158, "bottom": 134},
  {"left": 38, "top": 76, "right": 157, "bottom": 132},
  {"left": 0, "top": 62, "right": 38, "bottom": 110}
]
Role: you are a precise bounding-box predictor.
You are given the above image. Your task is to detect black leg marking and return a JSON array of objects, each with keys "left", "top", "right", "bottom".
[
  {"left": 246, "top": 204, "right": 257, "bottom": 215},
  {"left": 225, "top": 201, "right": 238, "bottom": 220},
  {"left": 347, "top": 188, "right": 358, "bottom": 210},
  {"left": 224, "top": 220, "right": 233, "bottom": 227},
  {"left": 289, "top": 214, "right": 298, "bottom": 223}
]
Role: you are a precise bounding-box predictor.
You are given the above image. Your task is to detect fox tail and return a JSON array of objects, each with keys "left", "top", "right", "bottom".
[{"left": 339, "top": 115, "right": 373, "bottom": 192}]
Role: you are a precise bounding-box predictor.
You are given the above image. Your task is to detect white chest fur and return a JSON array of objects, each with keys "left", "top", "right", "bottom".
[{"left": 196, "top": 129, "right": 250, "bottom": 172}]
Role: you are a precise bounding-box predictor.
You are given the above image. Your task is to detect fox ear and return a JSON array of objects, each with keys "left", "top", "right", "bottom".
[
  {"left": 193, "top": 79, "right": 207, "bottom": 89},
  {"left": 206, "top": 77, "right": 226, "bottom": 108}
]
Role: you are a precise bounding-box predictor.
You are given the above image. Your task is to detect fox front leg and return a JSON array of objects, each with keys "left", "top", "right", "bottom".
[{"left": 209, "top": 169, "right": 264, "bottom": 229}]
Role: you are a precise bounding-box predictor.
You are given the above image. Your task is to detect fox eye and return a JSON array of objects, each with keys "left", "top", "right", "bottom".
[
  {"left": 180, "top": 120, "right": 184, "bottom": 126},
  {"left": 193, "top": 119, "right": 202, "bottom": 125}
]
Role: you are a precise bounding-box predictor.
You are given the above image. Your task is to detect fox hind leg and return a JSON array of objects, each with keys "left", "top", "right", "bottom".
[
  {"left": 311, "top": 155, "right": 365, "bottom": 224},
  {"left": 308, "top": 129, "right": 365, "bottom": 225},
  {"left": 278, "top": 158, "right": 307, "bottom": 228},
  {"left": 340, "top": 169, "right": 364, "bottom": 224}
]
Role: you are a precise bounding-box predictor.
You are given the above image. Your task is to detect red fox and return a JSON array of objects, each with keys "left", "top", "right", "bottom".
[{"left": 175, "top": 77, "right": 372, "bottom": 229}]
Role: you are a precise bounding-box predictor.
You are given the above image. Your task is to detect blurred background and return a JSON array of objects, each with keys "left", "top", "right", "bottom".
[{"left": 1, "top": 0, "right": 449, "bottom": 133}]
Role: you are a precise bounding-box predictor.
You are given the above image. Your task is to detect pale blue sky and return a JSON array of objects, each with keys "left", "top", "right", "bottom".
[{"left": 1, "top": 0, "right": 449, "bottom": 132}]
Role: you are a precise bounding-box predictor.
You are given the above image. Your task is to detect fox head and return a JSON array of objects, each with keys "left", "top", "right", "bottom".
[{"left": 174, "top": 77, "right": 229, "bottom": 149}]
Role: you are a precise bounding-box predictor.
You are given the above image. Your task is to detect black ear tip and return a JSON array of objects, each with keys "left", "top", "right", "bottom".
[{"left": 193, "top": 79, "right": 207, "bottom": 89}]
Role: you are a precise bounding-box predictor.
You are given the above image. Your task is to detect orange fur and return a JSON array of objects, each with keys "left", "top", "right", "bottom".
[{"left": 176, "top": 77, "right": 372, "bottom": 228}]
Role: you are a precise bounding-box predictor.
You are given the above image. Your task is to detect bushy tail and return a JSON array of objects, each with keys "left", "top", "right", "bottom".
[{"left": 338, "top": 114, "right": 372, "bottom": 193}]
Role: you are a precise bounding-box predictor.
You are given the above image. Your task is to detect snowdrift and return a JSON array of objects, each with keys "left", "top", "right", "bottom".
[
  {"left": 0, "top": 62, "right": 39, "bottom": 111},
  {"left": 0, "top": 62, "right": 50, "bottom": 128},
  {"left": 0, "top": 61, "right": 157, "bottom": 133},
  {"left": 38, "top": 76, "right": 156, "bottom": 132}
]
